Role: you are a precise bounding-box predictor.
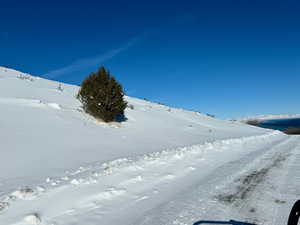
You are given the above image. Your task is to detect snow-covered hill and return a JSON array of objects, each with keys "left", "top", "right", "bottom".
[
  {"left": 0, "top": 66, "right": 268, "bottom": 190},
  {"left": 237, "top": 114, "right": 300, "bottom": 122},
  {"left": 0, "top": 67, "right": 298, "bottom": 225}
]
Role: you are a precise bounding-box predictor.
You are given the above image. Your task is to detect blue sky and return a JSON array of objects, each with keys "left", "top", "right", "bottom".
[{"left": 1, "top": 0, "right": 300, "bottom": 118}]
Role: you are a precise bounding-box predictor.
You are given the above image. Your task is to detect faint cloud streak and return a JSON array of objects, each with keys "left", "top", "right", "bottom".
[{"left": 44, "top": 34, "right": 144, "bottom": 78}]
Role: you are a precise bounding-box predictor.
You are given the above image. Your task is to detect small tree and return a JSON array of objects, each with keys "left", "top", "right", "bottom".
[
  {"left": 57, "top": 83, "right": 63, "bottom": 92},
  {"left": 77, "top": 66, "right": 127, "bottom": 122}
]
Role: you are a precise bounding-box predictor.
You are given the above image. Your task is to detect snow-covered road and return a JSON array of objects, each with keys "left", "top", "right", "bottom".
[
  {"left": 1, "top": 132, "right": 299, "bottom": 225},
  {"left": 135, "top": 135, "right": 300, "bottom": 225}
]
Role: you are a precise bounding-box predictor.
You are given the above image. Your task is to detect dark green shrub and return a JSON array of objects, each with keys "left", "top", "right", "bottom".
[
  {"left": 283, "top": 127, "right": 300, "bottom": 135},
  {"left": 128, "top": 104, "right": 134, "bottom": 110},
  {"left": 206, "top": 113, "right": 216, "bottom": 118},
  {"left": 77, "top": 66, "right": 127, "bottom": 122},
  {"left": 245, "top": 119, "right": 261, "bottom": 126}
]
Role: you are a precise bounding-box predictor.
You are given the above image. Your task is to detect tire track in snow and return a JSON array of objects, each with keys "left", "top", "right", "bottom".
[
  {"left": 273, "top": 143, "right": 300, "bottom": 225},
  {"left": 214, "top": 136, "right": 300, "bottom": 225},
  {"left": 216, "top": 153, "right": 288, "bottom": 205},
  {"left": 133, "top": 135, "right": 299, "bottom": 225}
]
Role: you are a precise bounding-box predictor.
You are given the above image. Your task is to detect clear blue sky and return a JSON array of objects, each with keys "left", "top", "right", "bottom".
[{"left": 1, "top": 0, "right": 300, "bottom": 118}]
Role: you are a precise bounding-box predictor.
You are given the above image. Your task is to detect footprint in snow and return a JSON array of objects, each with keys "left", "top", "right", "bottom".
[
  {"left": 11, "top": 187, "right": 36, "bottom": 200},
  {"left": 120, "top": 176, "right": 143, "bottom": 186},
  {"left": 136, "top": 196, "right": 149, "bottom": 202},
  {"left": 0, "top": 201, "right": 9, "bottom": 211},
  {"left": 163, "top": 174, "right": 176, "bottom": 180}
]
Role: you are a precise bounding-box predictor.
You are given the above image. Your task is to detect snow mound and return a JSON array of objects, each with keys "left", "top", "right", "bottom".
[
  {"left": 24, "top": 214, "right": 41, "bottom": 225},
  {"left": 11, "top": 188, "right": 36, "bottom": 200},
  {"left": 46, "top": 102, "right": 61, "bottom": 110}
]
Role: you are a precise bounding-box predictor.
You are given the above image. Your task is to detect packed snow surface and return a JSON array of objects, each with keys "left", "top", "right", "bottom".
[{"left": 0, "top": 67, "right": 299, "bottom": 225}]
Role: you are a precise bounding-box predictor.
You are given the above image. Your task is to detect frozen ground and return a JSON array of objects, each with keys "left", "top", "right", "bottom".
[{"left": 0, "top": 67, "right": 299, "bottom": 225}]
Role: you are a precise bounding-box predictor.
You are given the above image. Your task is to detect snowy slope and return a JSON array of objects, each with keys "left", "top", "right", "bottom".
[
  {"left": 0, "top": 67, "right": 298, "bottom": 225},
  {"left": 0, "top": 66, "right": 268, "bottom": 190}
]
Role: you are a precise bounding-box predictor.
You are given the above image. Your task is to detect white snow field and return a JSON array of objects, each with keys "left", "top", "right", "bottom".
[{"left": 0, "top": 66, "right": 299, "bottom": 225}]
